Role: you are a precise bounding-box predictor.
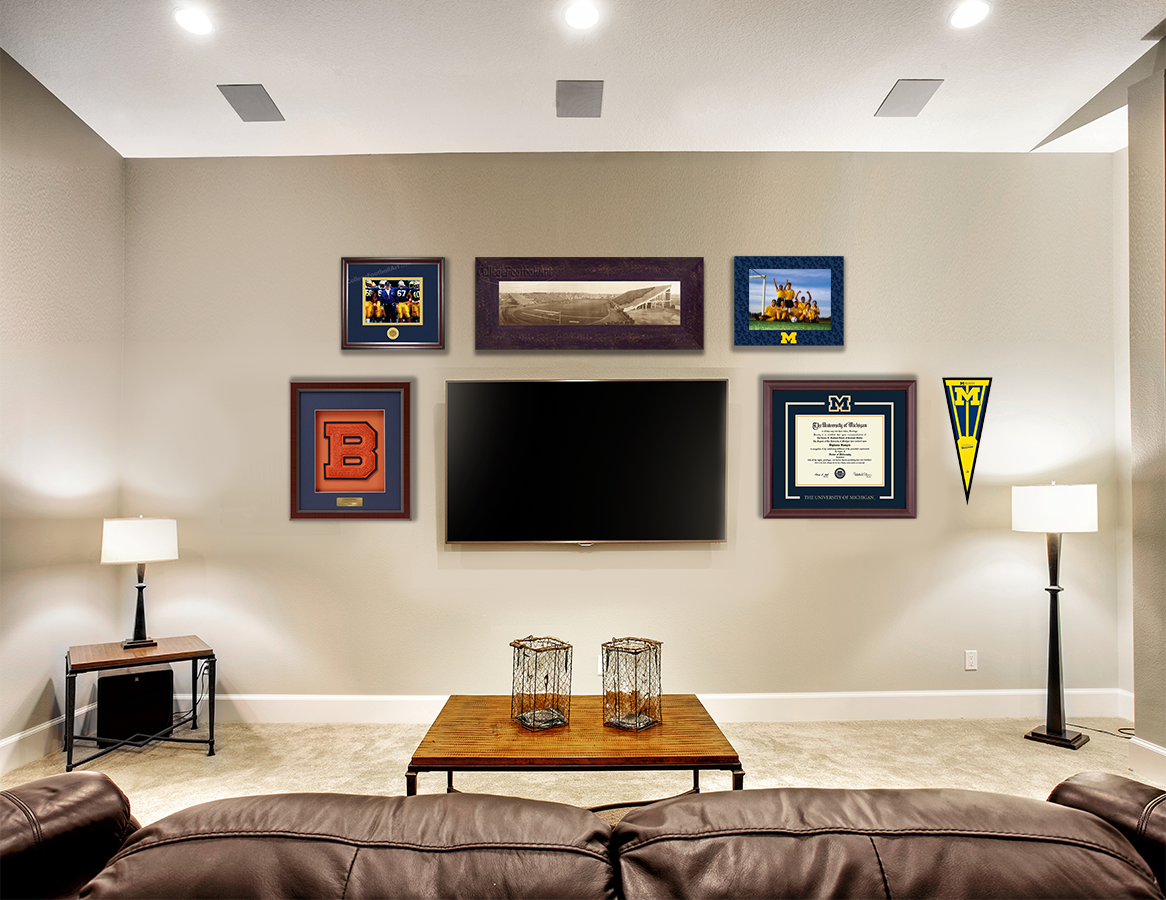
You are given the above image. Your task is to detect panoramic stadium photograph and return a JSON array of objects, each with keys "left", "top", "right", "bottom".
[{"left": 499, "top": 280, "right": 682, "bottom": 326}]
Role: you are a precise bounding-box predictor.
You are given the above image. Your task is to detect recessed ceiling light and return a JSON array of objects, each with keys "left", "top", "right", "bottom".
[
  {"left": 565, "top": 1, "right": 599, "bottom": 29},
  {"left": 174, "top": 8, "right": 213, "bottom": 35},
  {"left": 950, "top": 0, "right": 990, "bottom": 29}
]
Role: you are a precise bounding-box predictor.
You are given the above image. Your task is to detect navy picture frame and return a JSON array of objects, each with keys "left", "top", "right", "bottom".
[
  {"left": 290, "top": 381, "right": 411, "bottom": 519},
  {"left": 734, "top": 256, "right": 843, "bottom": 347},
  {"left": 475, "top": 257, "right": 704, "bottom": 350},
  {"left": 763, "top": 380, "right": 915, "bottom": 518},
  {"left": 342, "top": 258, "right": 444, "bottom": 349}
]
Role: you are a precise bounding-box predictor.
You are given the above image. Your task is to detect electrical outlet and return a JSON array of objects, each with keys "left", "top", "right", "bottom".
[{"left": 964, "top": 650, "right": 978, "bottom": 671}]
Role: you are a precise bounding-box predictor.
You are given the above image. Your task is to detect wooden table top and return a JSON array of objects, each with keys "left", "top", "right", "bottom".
[
  {"left": 409, "top": 694, "right": 740, "bottom": 769},
  {"left": 68, "top": 635, "right": 214, "bottom": 671}
]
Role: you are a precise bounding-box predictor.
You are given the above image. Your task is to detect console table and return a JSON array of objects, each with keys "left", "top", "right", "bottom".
[
  {"left": 64, "top": 635, "right": 216, "bottom": 772},
  {"left": 407, "top": 694, "right": 743, "bottom": 798}
]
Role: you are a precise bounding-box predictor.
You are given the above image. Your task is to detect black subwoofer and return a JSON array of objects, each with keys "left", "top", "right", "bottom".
[{"left": 96, "top": 667, "right": 174, "bottom": 747}]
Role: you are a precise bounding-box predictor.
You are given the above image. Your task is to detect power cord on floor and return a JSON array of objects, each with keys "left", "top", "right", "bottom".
[
  {"left": 1066, "top": 723, "right": 1135, "bottom": 739},
  {"left": 170, "top": 659, "right": 209, "bottom": 729}
]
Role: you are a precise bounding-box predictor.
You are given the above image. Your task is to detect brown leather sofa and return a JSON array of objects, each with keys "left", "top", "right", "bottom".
[{"left": 2, "top": 770, "right": 1163, "bottom": 899}]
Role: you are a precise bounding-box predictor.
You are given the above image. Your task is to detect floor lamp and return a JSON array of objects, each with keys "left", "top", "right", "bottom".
[
  {"left": 101, "top": 517, "right": 179, "bottom": 649},
  {"left": 1011, "top": 483, "right": 1097, "bottom": 750}
]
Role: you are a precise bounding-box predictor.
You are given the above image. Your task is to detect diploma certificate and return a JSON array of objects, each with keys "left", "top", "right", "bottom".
[{"left": 793, "top": 415, "right": 885, "bottom": 487}]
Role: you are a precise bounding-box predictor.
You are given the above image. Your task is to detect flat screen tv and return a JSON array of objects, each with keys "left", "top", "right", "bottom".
[{"left": 446, "top": 380, "right": 727, "bottom": 544}]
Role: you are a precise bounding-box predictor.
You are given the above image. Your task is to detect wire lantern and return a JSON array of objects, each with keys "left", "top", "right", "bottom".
[
  {"left": 602, "top": 637, "right": 662, "bottom": 731},
  {"left": 510, "top": 636, "right": 572, "bottom": 730}
]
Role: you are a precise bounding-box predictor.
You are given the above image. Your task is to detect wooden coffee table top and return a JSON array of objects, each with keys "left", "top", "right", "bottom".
[{"left": 409, "top": 694, "right": 739, "bottom": 769}]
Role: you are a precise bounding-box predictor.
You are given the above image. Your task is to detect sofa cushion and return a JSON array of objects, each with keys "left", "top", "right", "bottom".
[
  {"left": 611, "top": 787, "right": 1165, "bottom": 899},
  {"left": 82, "top": 791, "right": 616, "bottom": 899},
  {"left": 1, "top": 772, "right": 138, "bottom": 900}
]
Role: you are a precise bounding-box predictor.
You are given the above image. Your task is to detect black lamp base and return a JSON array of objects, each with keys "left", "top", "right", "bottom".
[
  {"left": 123, "top": 575, "right": 157, "bottom": 650},
  {"left": 1024, "top": 725, "right": 1089, "bottom": 749}
]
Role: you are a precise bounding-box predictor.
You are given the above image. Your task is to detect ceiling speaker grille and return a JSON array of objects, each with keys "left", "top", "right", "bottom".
[
  {"left": 556, "top": 80, "right": 604, "bottom": 118},
  {"left": 875, "top": 79, "right": 944, "bottom": 117},
  {"left": 217, "top": 84, "right": 285, "bottom": 122}
]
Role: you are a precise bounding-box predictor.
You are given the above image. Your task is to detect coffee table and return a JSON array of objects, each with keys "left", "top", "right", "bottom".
[{"left": 406, "top": 694, "right": 743, "bottom": 797}]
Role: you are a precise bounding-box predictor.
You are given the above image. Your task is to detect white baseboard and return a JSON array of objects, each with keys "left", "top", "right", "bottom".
[
  {"left": 213, "top": 694, "right": 450, "bottom": 725},
  {"left": 696, "top": 688, "right": 1135, "bottom": 723},
  {"left": 0, "top": 703, "right": 95, "bottom": 775},
  {"left": 1129, "top": 737, "right": 1166, "bottom": 783},
  {"left": 199, "top": 689, "right": 1138, "bottom": 727},
  {"left": 0, "top": 688, "right": 1137, "bottom": 777}
]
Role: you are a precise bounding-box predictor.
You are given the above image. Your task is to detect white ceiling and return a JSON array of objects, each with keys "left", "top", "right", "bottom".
[{"left": 1, "top": 0, "right": 1161, "bottom": 158}]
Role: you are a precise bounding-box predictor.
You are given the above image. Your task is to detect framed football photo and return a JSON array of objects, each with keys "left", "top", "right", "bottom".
[{"left": 342, "top": 258, "right": 444, "bottom": 349}]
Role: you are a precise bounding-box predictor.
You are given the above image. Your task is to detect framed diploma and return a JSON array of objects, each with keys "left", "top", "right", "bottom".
[{"left": 763, "top": 380, "right": 916, "bottom": 518}]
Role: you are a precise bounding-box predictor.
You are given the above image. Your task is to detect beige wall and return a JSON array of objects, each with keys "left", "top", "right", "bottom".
[
  {"left": 0, "top": 50, "right": 125, "bottom": 745},
  {"left": 2, "top": 54, "right": 1147, "bottom": 766},
  {"left": 1112, "top": 147, "right": 1134, "bottom": 700},
  {"left": 114, "top": 150, "right": 1124, "bottom": 700},
  {"left": 1128, "top": 69, "right": 1165, "bottom": 752}
]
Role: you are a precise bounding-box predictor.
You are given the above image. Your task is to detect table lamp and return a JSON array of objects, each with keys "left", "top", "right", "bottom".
[
  {"left": 1011, "top": 483, "right": 1097, "bottom": 749},
  {"left": 101, "top": 517, "right": 178, "bottom": 649}
]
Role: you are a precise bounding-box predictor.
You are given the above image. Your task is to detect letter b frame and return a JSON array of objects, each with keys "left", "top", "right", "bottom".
[{"left": 291, "top": 381, "right": 412, "bottom": 520}]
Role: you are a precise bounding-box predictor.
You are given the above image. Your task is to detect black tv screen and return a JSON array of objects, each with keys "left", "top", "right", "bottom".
[{"left": 446, "top": 380, "right": 727, "bottom": 544}]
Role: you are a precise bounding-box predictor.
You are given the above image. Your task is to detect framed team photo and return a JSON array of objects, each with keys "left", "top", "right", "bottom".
[
  {"left": 734, "top": 256, "right": 843, "bottom": 347},
  {"left": 290, "top": 381, "right": 411, "bottom": 519},
  {"left": 475, "top": 257, "right": 704, "bottom": 350},
  {"left": 342, "top": 258, "right": 444, "bottom": 349}
]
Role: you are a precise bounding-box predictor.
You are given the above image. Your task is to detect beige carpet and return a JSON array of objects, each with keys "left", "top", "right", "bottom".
[{"left": 2, "top": 717, "right": 1158, "bottom": 827}]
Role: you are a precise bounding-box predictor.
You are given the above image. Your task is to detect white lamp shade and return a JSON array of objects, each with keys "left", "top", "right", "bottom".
[
  {"left": 1011, "top": 484, "right": 1097, "bottom": 533},
  {"left": 100, "top": 517, "right": 179, "bottom": 564}
]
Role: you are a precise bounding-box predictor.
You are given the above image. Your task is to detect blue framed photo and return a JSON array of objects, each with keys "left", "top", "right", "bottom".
[
  {"left": 763, "top": 379, "right": 915, "bottom": 518},
  {"left": 342, "top": 258, "right": 444, "bottom": 349},
  {"left": 734, "top": 256, "right": 843, "bottom": 347},
  {"left": 290, "top": 381, "right": 411, "bottom": 519}
]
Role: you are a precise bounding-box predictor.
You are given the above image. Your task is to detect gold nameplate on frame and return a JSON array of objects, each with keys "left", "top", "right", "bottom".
[{"left": 336, "top": 498, "right": 363, "bottom": 507}]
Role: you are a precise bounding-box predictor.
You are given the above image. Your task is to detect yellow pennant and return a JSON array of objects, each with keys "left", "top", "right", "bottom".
[{"left": 943, "top": 378, "right": 992, "bottom": 503}]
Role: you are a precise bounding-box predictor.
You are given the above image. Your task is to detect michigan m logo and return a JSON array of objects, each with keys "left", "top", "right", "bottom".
[
  {"left": 954, "top": 385, "right": 982, "bottom": 405},
  {"left": 780, "top": 332, "right": 798, "bottom": 344},
  {"left": 828, "top": 395, "right": 852, "bottom": 413}
]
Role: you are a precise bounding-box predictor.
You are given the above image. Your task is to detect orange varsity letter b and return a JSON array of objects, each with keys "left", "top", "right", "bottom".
[{"left": 323, "top": 422, "right": 378, "bottom": 480}]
